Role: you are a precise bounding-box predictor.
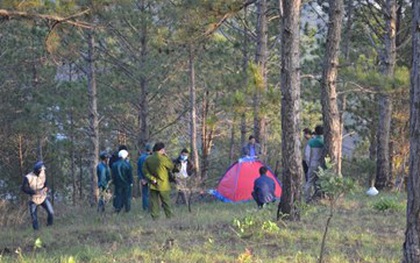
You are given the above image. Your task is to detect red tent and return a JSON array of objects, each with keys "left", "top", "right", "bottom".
[{"left": 212, "top": 158, "right": 282, "bottom": 202}]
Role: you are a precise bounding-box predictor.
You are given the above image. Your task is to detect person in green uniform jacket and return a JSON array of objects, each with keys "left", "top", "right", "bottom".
[
  {"left": 111, "top": 149, "right": 133, "bottom": 213},
  {"left": 142, "top": 142, "right": 174, "bottom": 219}
]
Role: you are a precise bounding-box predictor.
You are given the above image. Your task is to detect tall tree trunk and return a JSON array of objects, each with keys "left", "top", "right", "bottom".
[
  {"left": 189, "top": 45, "right": 200, "bottom": 181},
  {"left": 70, "top": 108, "right": 77, "bottom": 206},
  {"left": 342, "top": 0, "right": 353, "bottom": 60},
  {"left": 79, "top": 155, "right": 83, "bottom": 201},
  {"left": 68, "top": 63, "right": 77, "bottom": 206},
  {"left": 201, "top": 91, "right": 215, "bottom": 182},
  {"left": 321, "top": 0, "right": 344, "bottom": 175},
  {"left": 253, "top": 0, "right": 268, "bottom": 154},
  {"left": 375, "top": 0, "right": 396, "bottom": 190},
  {"left": 278, "top": 0, "right": 302, "bottom": 221},
  {"left": 17, "top": 135, "right": 24, "bottom": 177},
  {"left": 403, "top": 1, "right": 420, "bottom": 260},
  {"left": 240, "top": 6, "right": 249, "bottom": 153},
  {"left": 229, "top": 115, "right": 236, "bottom": 163},
  {"left": 138, "top": 0, "right": 149, "bottom": 148},
  {"left": 87, "top": 29, "right": 99, "bottom": 206}
]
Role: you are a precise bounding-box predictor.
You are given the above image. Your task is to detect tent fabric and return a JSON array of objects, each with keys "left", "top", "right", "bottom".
[{"left": 212, "top": 158, "right": 282, "bottom": 202}]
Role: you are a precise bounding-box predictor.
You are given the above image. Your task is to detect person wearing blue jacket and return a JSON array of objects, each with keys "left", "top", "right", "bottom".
[
  {"left": 97, "top": 151, "right": 111, "bottom": 212},
  {"left": 252, "top": 166, "right": 276, "bottom": 208},
  {"left": 137, "top": 144, "right": 153, "bottom": 211}
]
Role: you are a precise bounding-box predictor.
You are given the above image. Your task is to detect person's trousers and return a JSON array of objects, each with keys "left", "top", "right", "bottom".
[
  {"left": 304, "top": 165, "right": 321, "bottom": 203},
  {"left": 29, "top": 199, "right": 54, "bottom": 230},
  {"left": 149, "top": 190, "right": 173, "bottom": 219},
  {"left": 113, "top": 185, "right": 132, "bottom": 212},
  {"left": 251, "top": 191, "right": 264, "bottom": 208},
  {"left": 141, "top": 184, "right": 149, "bottom": 211}
]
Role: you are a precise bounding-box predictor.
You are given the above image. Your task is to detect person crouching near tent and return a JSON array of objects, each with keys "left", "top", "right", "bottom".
[
  {"left": 21, "top": 161, "right": 54, "bottom": 230},
  {"left": 143, "top": 142, "right": 175, "bottom": 220},
  {"left": 111, "top": 149, "right": 133, "bottom": 213},
  {"left": 252, "top": 166, "right": 276, "bottom": 209},
  {"left": 172, "top": 148, "right": 195, "bottom": 205}
]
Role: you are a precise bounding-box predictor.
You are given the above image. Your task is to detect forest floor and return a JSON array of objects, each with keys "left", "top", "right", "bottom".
[{"left": 0, "top": 188, "right": 406, "bottom": 263}]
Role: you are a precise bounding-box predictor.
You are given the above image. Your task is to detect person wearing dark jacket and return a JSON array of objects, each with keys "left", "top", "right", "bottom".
[
  {"left": 242, "top": 135, "right": 262, "bottom": 158},
  {"left": 97, "top": 151, "right": 112, "bottom": 212},
  {"left": 109, "top": 145, "right": 128, "bottom": 169},
  {"left": 111, "top": 149, "right": 133, "bottom": 213},
  {"left": 172, "top": 148, "right": 195, "bottom": 204},
  {"left": 21, "top": 161, "right": 54, "bottom": 230},
  {"left": 252, "top": 166, "right": 276, "bottom": 208}
]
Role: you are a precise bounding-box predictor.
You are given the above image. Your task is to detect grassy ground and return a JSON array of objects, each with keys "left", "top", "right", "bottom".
[{"left": 0, "top": 189, "right": 406, "bottom": 263}]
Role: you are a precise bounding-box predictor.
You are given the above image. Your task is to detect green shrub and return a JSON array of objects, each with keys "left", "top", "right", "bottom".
[{"left": 372, "top": 197, "right": 405, "bottom": 212}]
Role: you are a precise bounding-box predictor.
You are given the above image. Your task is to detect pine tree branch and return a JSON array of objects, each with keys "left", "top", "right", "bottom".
[
  {"left": 0, "top": 9, "right": 93, "bottom": 29},
  {"left": 202, "top": 0, "right": 257, "bottom": 37}
]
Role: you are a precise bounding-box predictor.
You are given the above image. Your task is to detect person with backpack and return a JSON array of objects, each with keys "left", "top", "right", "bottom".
[{"left": 21, "top": 161, "right": 54, "bottom": 230}]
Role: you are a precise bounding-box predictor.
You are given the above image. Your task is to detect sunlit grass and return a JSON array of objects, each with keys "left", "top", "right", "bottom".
[{"left": 0, "top": 190, "right": 406, "bottom": 262}]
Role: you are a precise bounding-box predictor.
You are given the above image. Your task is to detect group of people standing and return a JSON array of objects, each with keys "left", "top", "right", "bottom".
[
  {"left": 97, "top": 142, "right": 195, "bottom": 220},
  {"left": 20, "top": 127, "right": 323, "bottom": 230},
  {"left": 302, "top": 125, "right": 325, "bottom": 203},
  {"left": 20, "top": 142, "right": 195, "bottom": 230}
]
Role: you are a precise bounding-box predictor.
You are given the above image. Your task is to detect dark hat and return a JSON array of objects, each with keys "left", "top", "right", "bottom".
[
  {"left": 118, "top": 145, "right": 128, "bottom": 151},
  {"left": 34, "top": 161, "right": 45, "bottom": 172},
  {"left": 145, "top": 144, "right": 153, "bottom": 152},
  {"left": 303, "top": 128, "right": 312, "bottom": 135},
  {"left": 181, "top": 148, "right": 189, "bottom": 154},
  {"left": 99, "top": 151, "right": 110, "bottom": 159},
  {"left": 153, "top": 142, "right": 165, "bottom": 152}
]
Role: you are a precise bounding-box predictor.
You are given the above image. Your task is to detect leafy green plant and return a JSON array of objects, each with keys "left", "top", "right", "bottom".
[
  {"left": 373, "top": 197, "right": 405, "bottom": 212},
  {"left": 233, "top": 210, "right": 281, "bottom": 239},
  {"left": 317, "top": 158, "right": 355, "bottom": 263}
]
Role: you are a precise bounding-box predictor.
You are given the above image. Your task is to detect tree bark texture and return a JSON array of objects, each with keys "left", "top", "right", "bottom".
[
  {"left": 201, "top": 91, "right": 215, "bottom": 183},
  {"left": 138, "top": 0, "right": 149, "bottom": 149},
  {"left": 87, "top": 29, "right": 99, "bottom": 206},
  {"left": 189, "top": 45, "right": 200, "bottom": 181},
  {"left": 342, "top": 0, "right": 353, "bottom": 60},
  {"left": 375, "top": 0, "right": 396, "bottom": 190},
  {"left": 403, "top": 1, "right": 420, "bottom": 261},
  {"left": 253, "top": 0, "right": 268, "bottom": 152},
  {"left": 279, "top": 0, "right": 302, "bottom": 221},
  {"left": 241, "top": 6, "right": 249, "bottom": 152},
  {"left": 321, "top": 0, "right": 344, "bottom": 175}
]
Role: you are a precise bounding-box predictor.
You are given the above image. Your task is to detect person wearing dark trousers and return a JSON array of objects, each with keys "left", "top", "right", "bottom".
[
  {"left": 111, "top": 150, "right": 133, "bottom": 213},
  {"left": 21, "top": 161, "right": 54, "bottom": 230},
  {"left": 97, "top": 151, "right": 112, "bottom": 212},
  {"left": 252, "top": 166, "right": 276, "bottom": 209},
  {"left": 302, "top": 128, "right": 313, "bottom": 182},
  {"left": 137, "top": 144, "right": 153, "bottom": 211}
]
